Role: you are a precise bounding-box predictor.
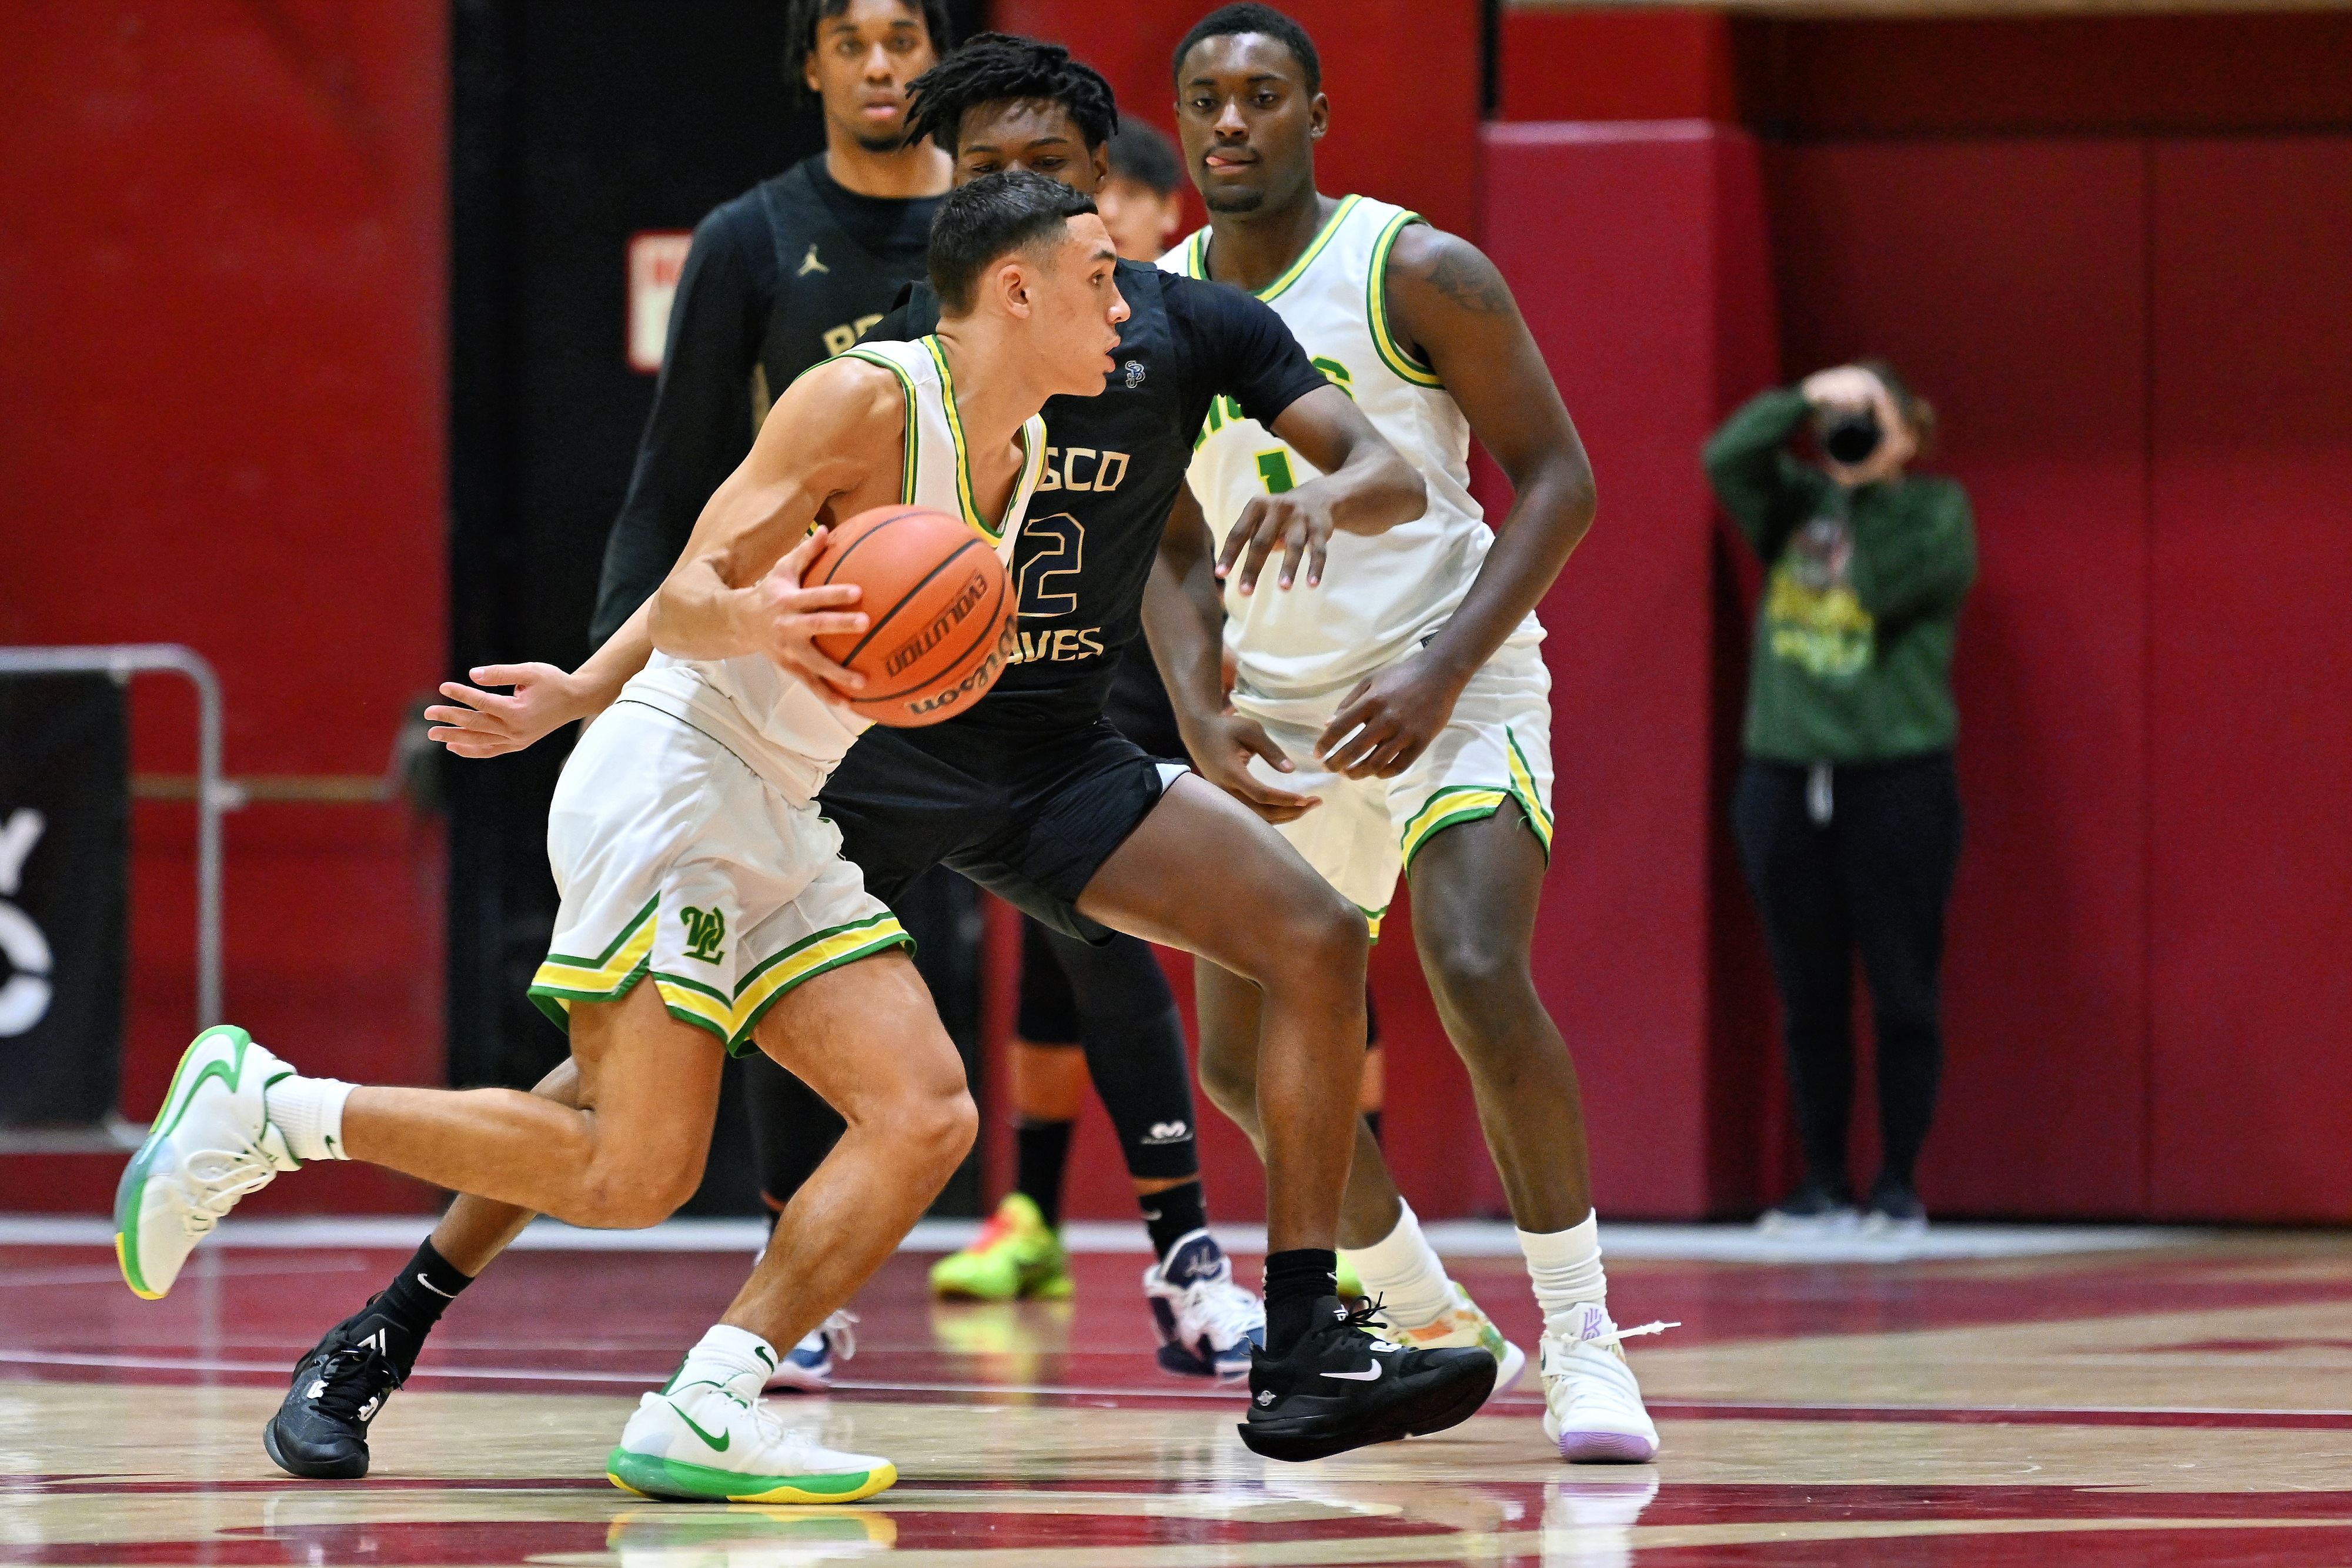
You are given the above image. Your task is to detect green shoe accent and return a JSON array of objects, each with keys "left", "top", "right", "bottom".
[
  {"left": 113, "top": 1024, "right": 256, "bottom": 1300},
  {"left": 1335, "top": 1256, "right": 1366, "bottom": 1301},
  {"left": 604, "top": 1447, "right": 896, "bottom": 1504},
  {"left": 930, "top": 1192, "right": 1071, "bottom": 1301}
]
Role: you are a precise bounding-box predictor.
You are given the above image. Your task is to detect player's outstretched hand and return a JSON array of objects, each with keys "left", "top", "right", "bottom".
[
  {"left": 748, "top": 527, "right": 868, "bottom": 703},
  {"left": 426, "top": 664, "right": 592, "bottom": 758},
  {"left": 1217, "top": 489, "right": 1337, "bottom": 597},
  {"left": 1185, "top": 711, "right": 1321, "bottom": 824},
  {"left": 1317, "top": 653, "right": 1469, "bottom": 780}
]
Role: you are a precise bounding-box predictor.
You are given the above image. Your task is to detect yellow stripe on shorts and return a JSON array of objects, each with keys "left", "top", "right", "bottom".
[
  {"left": 1399, "top": 786, "right": 1511, "bottom": 871},
  {"left": 1504, "top": 727, "right": 1555, "bottom": 852},
  {"left": 653, "top": 912, "right": 912, "bottom": 1055},
  {"left": 527, "top": 897, "right": 659, "bottom": 1017}
]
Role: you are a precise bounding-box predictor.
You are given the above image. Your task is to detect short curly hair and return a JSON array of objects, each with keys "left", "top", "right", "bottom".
[
  {"left": 1172, "top": 4, "right": 1320, "bottom": 95},
  {"left": 784, "top": 0, "right": 954, "bottom": 101},
  {"left": 903, "top": 32, "right": 1119, "bottom": 156}
]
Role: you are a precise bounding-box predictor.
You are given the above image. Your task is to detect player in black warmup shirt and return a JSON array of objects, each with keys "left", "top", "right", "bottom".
[{"left": 296, "top": 33, "right": 1497, "bottom": 1473}]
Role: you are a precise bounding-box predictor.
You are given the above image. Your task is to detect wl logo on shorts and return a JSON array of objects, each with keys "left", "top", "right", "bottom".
[{"left": 678, "top": 905, "right": 727, "bottom": 965}]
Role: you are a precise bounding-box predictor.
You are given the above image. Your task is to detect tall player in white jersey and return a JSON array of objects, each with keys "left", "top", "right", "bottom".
[
  {"left": 111, "top": 173, "right": 1125, "bottom": 1503},
  {"left": 1148, "top": 5, "right": 1668, "bottom": 1462}
]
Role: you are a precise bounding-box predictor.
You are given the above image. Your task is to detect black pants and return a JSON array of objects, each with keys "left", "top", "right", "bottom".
[{"left": 1733, "top": 751, "right": 1963, "bottom": 1194}]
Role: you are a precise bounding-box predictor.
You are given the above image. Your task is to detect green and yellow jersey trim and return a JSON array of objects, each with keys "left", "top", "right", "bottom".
[
  {"left": 1182, "top": 195, "right": 1365, "bottom": 305},
  {"left": 835, "top": 345, "right": 920, "bottom": 503},
  {"left": 1503, "top": 726, "right": 1556, "bottom": 849},
  {"left": 652, "top": 911, "right": 910, "bottom": 1055},
  {"left": 1367, "top": 209, "right": 1445, "bottom": 389},
  {"left": 527, "top": 906, "right": 911, "bottom": 1057},
  {"left": 529, "top": 896, "right": 659, "bottom": 1007},
  {"left": 923, "top": 335, "right": 1042, "bottom": 545},
  {"left": 1398, "top": 730, "right": 1553, "bottom": 871}
]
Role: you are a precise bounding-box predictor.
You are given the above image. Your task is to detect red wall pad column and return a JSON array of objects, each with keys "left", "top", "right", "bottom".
[
  {"left": 1479, "top": 122, "right": 1776, "bottom": 1218},
  {"left": 2148, "top": 140, "right": 2352, "bottom": 1222}
]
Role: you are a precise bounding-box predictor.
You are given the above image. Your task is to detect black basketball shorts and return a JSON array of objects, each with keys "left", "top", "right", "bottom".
[{"left": 820, "top": 717, "right": 1182, "bottom": 944}]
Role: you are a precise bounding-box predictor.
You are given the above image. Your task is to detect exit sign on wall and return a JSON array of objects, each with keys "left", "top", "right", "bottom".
[{"left": 626, "top": 231, "right": 693, "bottom": 373}]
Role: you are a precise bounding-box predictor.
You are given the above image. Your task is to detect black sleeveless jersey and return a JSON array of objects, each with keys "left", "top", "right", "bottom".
[
  {"left": 860, "top": 260, "right": 1325, "bottom": 731},
  {"left": 590, "top": 157, "right": 938, "bottom": 647}
]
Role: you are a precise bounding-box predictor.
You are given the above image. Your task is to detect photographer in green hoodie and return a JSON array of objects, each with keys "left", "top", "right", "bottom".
[{"left": 1705, "top": 362, "right": 1976, "bottom": 1235}]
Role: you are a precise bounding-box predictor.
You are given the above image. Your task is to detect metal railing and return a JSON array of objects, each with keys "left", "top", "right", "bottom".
[{"left": 0, "top": 644, "right": 225, "bottom": 1029}]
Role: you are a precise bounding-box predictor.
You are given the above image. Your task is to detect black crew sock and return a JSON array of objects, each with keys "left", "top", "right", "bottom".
[
  {"left": 1141, "top": 1178, "right": 1207, "bottom": 1265},
  {"left": 1013, "top": 1119, "right": 1074, "bottom": 1229},
  {"left": 1362, "top": 1109, "right": 1383, "bottom": 1145},
  {"left": 1262, "top": 1247, "right": 1339, "bottom": 1356},
  {"left": 358, "top": 1239, "right": 473, "bottom": 1377}
]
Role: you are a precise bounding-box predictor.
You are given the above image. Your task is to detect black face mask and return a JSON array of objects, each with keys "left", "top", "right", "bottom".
[{"left": 1821, "top": 410, "right": 1882, "bottom": 466}]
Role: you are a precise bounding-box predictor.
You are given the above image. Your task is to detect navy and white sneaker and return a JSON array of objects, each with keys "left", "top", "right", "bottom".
[
  {"left": 764, "top": 1310, "right": 856, "bottom": 1393},
  {"left": 1144, "top": 1229, "right": 1264, "bottom": 1380},
  {"left": 1238, "top": 1295, "right": 1496, "bottom": 1462},
  {"left": 263, "top": 1308, "right": 405, "bottom": 1479}
]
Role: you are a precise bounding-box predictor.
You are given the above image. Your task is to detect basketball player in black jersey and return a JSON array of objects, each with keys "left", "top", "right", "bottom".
[
  {"left": 928, "top": 108, "right": 1388, "bottom": 1313},
  {"left": 337, "top": 34, "right": 1499, "bottom": 1467}
]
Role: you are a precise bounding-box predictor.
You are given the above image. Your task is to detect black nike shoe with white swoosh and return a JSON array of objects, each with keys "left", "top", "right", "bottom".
[
  {"left": 1237, "top": 1296, "right": 1496, "bottom": 1461},
  {"left": 263, "top": 1306, "right": 406, "bottom": 1479}
]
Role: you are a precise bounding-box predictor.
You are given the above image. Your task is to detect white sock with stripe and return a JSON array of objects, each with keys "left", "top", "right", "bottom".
[
  {"left": 669, "top": 1323, "right": 777, "bottom": 1398},
  {"left": 1341, "top": 1198, "right": 1456, "bottom": 1329},
  {"left": 262, "top": 1075, "right": 355, "bottom": 1163}
]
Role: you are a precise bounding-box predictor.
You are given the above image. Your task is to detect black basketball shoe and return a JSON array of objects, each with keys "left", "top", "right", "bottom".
[
  {"left": 1237, "top": 1296, "right": 1497, "bottom": 1462},
  {"left": 263, "top": 1308, "right": 406, "bottom": 1479}
]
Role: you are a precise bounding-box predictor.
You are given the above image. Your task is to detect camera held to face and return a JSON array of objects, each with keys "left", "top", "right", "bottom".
[{"left": 1819, "top": 409, "right": 1882, "bottom": 466}]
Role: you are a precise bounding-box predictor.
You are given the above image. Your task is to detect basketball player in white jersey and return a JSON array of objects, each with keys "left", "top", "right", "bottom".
[
  {"left": 115, "top": 174, "right": 1122, "bottom": 1503},
  {"left": 1148, "top": 5, "right": 1667, "bottom": 1462}
]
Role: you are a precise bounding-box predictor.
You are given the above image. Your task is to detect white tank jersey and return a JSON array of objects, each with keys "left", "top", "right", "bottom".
[
  {"left": 1163, "top": 196, "right": 1537, "bottom": 698},
  {"left": 623, "top": 335, "right": 1048, "bottom": 799}
]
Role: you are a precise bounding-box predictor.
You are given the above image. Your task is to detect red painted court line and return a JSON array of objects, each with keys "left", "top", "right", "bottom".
[
  {"left": 8, "top": 1346, "right": 2351, "bottom": 1429},
  {"left": 1646, "top": 1400, "right": 2352, "bottom": 1429}
]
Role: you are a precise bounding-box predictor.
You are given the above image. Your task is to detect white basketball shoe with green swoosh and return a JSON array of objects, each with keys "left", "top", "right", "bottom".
[
  {"left": 114, "top": 1024, "right": 300, "bottom": 1300},
  {"left": 608, "top": 1370, "right": 897, "bottom": 1504}
]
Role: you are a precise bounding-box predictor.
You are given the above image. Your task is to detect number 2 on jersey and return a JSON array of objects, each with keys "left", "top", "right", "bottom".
[{"left": 1016, "top": 511, "right": 1084, "bottom": 617}]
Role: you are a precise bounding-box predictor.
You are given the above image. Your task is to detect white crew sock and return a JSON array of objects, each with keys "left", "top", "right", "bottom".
[
  {"left": 1518, "top": 1211, "right": 1608, "bottom": 1323},
  {"left": 669, "top": 1323, "right": 777, "bottom": 1399},
  {"left": 1340, "top": 1198, "right": 1456, "bottom": 1328},
  {"left": 261, "top": 1074, "right": 356, "bottom": 1163}
]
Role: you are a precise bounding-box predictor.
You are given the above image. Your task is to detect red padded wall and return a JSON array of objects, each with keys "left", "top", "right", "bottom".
[
  {"left": 1766, "top": 142, "right": 2154, "bottom": 1215},
  {"left": 1498, "top": 11, "right": 1737, "bottom": 125},
  {"left": 1475, "top": 123, "right": 1776, "bottom": 1218},
  {"left": 0, "top": 3, "right": 447, "bottom": 1211},
  {"left": 2146, "top": 140, "right": 2352, "bottom": 1220}
]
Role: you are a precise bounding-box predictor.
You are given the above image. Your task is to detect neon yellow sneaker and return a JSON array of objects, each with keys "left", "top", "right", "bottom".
[
  {"left": 928, "top": 1192, "right": 1072, "bottom": 1301},
  {"left": 1335, "top": 1256, "right": 1367, "bottom": 1302},
  {"left": 1372, "top": 1281, "right": 1528, "bottom": 1404}
]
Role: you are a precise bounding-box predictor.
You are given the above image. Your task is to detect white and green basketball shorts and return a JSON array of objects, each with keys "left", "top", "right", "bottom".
[
  {"left": 1235, "top": 636, "right": 1555, "bottom": 937},
  {"left": 526, "top": 701, "right": 909, "bottom": 1055}
]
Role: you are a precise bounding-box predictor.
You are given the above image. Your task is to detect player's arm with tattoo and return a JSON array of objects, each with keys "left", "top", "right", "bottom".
[
  {"left": 1314, "top": 227, "right": 1596, "bottom": 779},
  {"left": 1217, "top": 383, "right": 1424, "bottom": 596},
  {"left": 1145, "top": 485, "right": 1319, "bottom": 824}
]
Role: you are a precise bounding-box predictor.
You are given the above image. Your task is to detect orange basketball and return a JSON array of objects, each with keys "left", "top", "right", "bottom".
[{"left": 808, "top": 505, "right": 1016, "bottom": 727}]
